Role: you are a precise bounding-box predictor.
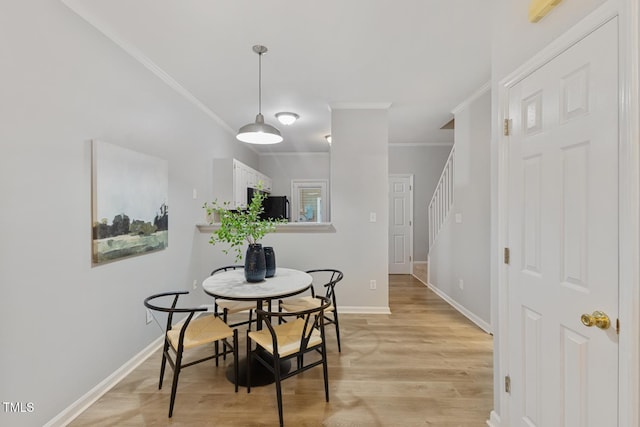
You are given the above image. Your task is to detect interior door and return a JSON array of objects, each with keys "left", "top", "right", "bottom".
[
  {"left": 389, "top": 175, "right": 413, "bottom": 274},
  {"left": 507, "top": 18, "right": 619, "bottom": 426}
]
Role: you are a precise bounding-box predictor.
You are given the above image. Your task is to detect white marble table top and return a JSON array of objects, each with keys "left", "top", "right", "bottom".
[{"left": 202, "top": 267, "right": 312, "bottom": 301}]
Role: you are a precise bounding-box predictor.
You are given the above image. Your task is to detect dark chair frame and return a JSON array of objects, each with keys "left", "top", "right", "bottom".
[
  {"left": 210, "top": 265, "right": 258, "bottom": 328},
  {"left": 144, "top": 291, "right": 239, "bottom": 418},
  {"left": 306, "top": 269, "right": 344, "bottom": 351},
  {"left": 280, "top": 269, "right": 344, "bottom": 351},
  {"left": 247, "top": 296, "right": 331, "bottom": 427}
]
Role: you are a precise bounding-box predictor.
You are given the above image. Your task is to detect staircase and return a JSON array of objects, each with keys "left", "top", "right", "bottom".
[{"left": 428, "top": 146, "right": 455, "bottom": 249}]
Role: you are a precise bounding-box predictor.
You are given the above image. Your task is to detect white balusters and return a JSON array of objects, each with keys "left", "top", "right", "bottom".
[{"left": 428, "top": 147, "right": 455, "bottom": 249}]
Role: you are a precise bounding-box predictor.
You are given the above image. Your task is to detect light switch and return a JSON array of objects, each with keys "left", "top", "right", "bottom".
[
  {"left": 192, "top": 189, "right": 198, "bottom": 199},
  {"left": 370, "top": 212, "right": 377, "bottom": 222},
  {"left": 455, "top": 213, "right": 462, "bottom": 223}
]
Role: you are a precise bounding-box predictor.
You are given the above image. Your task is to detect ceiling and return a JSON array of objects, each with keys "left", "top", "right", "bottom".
[{"left": 62, "top": 0, "right": 491, "bottom": 153}]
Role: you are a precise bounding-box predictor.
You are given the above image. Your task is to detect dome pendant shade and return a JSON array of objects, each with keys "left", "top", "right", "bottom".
[
  {"left": 236, "top": 113, "right": 283, "bottom": 144},
  {"left": 236, "top": 45, "right": 283, "bottom": 145}
]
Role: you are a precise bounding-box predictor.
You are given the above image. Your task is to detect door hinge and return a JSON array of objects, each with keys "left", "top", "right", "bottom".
[
  {"left": 503, "top": 118, "right": 511, "bottom": 136},
  {"left": 504, "top": 247, "right": 510, "bottom": 265},
  {"left": 616, "top": 318, "right": 620, "bottom": 334},
  {"left": 505, "top": 375, "right": 511, "bottom": 393}
]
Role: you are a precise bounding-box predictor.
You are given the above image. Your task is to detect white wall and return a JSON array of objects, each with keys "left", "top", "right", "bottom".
[
  {"left": 0, "top": 2, "right": 257, "bottom": 426},
  {"left": 489, "top": 1, "right": 607, "bottom": 422},
  {"left": 1, "top": 3, "right": 392, "bottom": 425},
  {"left": 200, "top": 107, "right": 391, "bottom": 311},
  {"left": 258, "top": 152, "right": 330, "bottom": 197},
  {"left": 428, "top": 87, "right": 491, "bottom": 326},
  {"left": 389, "top": 144, "right": 453, "bottom": 262}
]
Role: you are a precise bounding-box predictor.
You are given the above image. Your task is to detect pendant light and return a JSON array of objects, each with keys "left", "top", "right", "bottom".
[{"left": 236, "top": 45, "right": 283, "bottom": 144}]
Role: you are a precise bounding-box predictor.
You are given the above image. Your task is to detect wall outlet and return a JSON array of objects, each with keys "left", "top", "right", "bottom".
[
  {"left": 369, "top": 212, "right": 377, "bottom": 222},
  {"left": 146, "top": 308, "right": 153, "bottom": 325},
  {"left": 192, "top": 279, "right": 198, "bottom": 290},
  {"left": 370, "top": 280, "right": 377, "bottom": 290},
  {"left": 458, "top": 279, "right": 464, "bottom": 290}
]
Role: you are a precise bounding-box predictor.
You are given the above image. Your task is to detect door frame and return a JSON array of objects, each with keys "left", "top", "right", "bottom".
[
  {"left": 388, "top": 174, "right": 414, "bottom": 274},
  {"left": 493, "top": 2, "right": 640, "bottom": 426}
]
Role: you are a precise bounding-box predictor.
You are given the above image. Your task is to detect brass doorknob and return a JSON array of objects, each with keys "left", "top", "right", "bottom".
[{"left": 580, "top": 311, "right": 611, "bottom": 330}]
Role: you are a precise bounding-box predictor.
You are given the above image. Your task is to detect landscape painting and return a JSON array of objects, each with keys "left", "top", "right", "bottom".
[{"left": 92, "top": 140, "right": 168, "bottom": 265}]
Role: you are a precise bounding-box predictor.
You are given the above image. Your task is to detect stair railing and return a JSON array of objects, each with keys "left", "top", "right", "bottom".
[{"left": 428, "top": 146, "right": 455, "bottom": 249}]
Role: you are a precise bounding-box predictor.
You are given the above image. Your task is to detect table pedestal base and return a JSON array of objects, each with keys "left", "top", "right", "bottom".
[{"left": 226, "top": 351, "right": 291, "bottom": 387}]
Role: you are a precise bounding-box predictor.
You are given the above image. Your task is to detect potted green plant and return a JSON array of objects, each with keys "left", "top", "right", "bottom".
[{"left": 203, "top": 184, "right": 282, "bottom": 282}]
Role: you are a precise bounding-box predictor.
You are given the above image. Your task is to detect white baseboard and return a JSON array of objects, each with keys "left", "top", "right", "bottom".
[
  {"left": 339, "top": 306, "right": 392, "bottom": 315},
  {"left": 44, "top": 335, "right": 164, "bottom": 427},
  {"left": 424, "top": 281, "right": 492, "bottom": 334},
  {"left": 486, "top": 410, "right": 502, "bottom": 427}
]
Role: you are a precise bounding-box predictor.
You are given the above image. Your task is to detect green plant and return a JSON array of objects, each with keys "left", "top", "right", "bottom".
[{"left": 203, "top": 184, "right": 283, "bottom": 262}]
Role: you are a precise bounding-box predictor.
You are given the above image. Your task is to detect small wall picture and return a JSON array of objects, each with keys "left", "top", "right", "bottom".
[{"left": 91, "top": 140, "right": 168, "bottom": 265}]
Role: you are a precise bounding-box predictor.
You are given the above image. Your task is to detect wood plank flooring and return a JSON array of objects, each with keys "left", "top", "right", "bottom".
[{"left": 70, "top": 275, "right": 493, "bottom": 426}]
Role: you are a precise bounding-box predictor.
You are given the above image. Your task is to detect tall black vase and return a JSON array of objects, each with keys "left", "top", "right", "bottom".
[
  {"left": 244, "top": 244, "right": 266, "bottom": 282},
  {"left": 264, "top": 246, "right": 276, "bottom": 278}
]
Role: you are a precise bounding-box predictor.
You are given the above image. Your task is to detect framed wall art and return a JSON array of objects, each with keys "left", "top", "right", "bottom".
[{"left": 91, "top": 140, "right": 168, "bottom": 265}]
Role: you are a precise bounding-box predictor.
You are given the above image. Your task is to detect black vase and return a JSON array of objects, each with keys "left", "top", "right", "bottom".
[
  {"left": 244, "top": 244, "right": 266, "bottom": 282},
  {"left": 264, "top": 246, "right": 276, "bottom": 278}
]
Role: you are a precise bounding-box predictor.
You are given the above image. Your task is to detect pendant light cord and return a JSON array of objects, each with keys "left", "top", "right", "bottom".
[{"left": 258, "top": 51, "right": 262, "bottom": 115}]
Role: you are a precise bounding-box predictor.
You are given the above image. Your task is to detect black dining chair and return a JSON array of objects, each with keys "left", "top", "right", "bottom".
[
  {"left": 144, "top": 291, "right": 238, "bottom": 418},
  {"left": 247, "top": 296, "right": 331, "bottom": 427},
  {"left": 211, "top": 265, "right": 261, "bottom": 329},
  {"left": 279, "top": 269, "right": 344, "bottom": 352}
]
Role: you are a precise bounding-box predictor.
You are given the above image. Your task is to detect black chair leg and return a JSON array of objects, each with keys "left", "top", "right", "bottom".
[
  {"left": 246, "top": 332, "right": 252, "bottom": 394},
  {"left": 159, "top": 341, "right": 170, "bottom": 389},
  {"left": 168, "top": 350, "right": 183, "bottom": 418},
  {"left": 274, "top": 356, "right": 284, "bottom": 427},
  {"left": 223, "top": 309, "right": 229, "bottom": 361},
  {"left": 333, "top": 312, "right": 341, "bottom": 352},
  {"left": 322, "top": 343, "right": 330, "bottom": 402},
  {"left": 233, "top": 330, "right": 239, "bottom": 392}
]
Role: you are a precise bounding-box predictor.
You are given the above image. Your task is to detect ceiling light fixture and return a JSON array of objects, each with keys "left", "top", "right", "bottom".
[
  {"left": 275, "top": 112, "right": 299, "bottom": 126},
  {"left": 325, "top": 135, "right": 332, "bottom": 144},
  {"left": 236, "top": 45, "right": 283, "bottom": 144}
]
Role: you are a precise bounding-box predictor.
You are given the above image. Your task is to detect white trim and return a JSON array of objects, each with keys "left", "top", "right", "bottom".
[
  {"left": 389, "top": 142, "right": 454, "bottom": 148},
  {"left": 424, "top": 281, "right": 492, "bottom": 334},
  {"left": 329, "top": 102, "right": 392, "bottom": 110},
  {"left": 451, "top": 81, "right": 491, "bottom": 115},
  {"left": 258, "top": 152, "right": 330, "bottom": 157},
  {"left": 44, "top": 335, "right": 164, "bottom": 427},
  {"left": 617, "top": 1, "right": 640, "bottom": 426},
  {"left": 339, "top": 306, "right": 391, "bottom": 315},
  {"left": 60, "top": 0, "right": 235, "bottom": 137},
  {"left": 495, "top": 2, "right": 639, "bottom": 425},
  {"left": 486, "top": 410, "right": 502, "bottom": 427}
]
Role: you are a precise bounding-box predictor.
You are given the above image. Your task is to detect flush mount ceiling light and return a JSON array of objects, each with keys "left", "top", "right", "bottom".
[
  {"left": 236, "top": 45, "right": 283, "bottom": 144},
  {"left": 275, "top": 112, "right": 299, "bottom": 125},
  {"left": 325, "top": 135, "right": 332, "bottom": 144}
]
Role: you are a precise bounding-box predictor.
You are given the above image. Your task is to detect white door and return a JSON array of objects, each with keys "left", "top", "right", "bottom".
[
  {"left": 507, "top": 19, "right": 619, "bottom": 426},
  {"left": 389, "top": 175, "right": 413, "bottom": 274}
]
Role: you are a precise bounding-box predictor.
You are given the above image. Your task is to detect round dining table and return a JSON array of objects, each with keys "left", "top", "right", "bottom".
[{"left": 202, "top": 267, "right": 312, "bottom": 386}]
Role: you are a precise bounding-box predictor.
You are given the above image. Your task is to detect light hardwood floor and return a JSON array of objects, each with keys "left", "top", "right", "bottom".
[{"left": 70, "top": 275, "right": 493, "bottom": 426}]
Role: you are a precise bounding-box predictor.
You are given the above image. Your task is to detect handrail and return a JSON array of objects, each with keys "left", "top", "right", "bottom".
[{"left": 428, "top": 146, "right": 455, "bottom": 249}]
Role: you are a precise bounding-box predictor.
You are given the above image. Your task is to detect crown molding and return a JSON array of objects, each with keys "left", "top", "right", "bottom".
[
  {"left": 60, "top": 0, "right": 236, "bottom": 136},
  {"left": 451, "top": 81, "right": 491, "bottom": 115},
  {"left": 329, "top": 102, "right": 392, "bottom": 110},
  {"left": 389, "top": 142, "right": 454, "bottom": 148}
]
